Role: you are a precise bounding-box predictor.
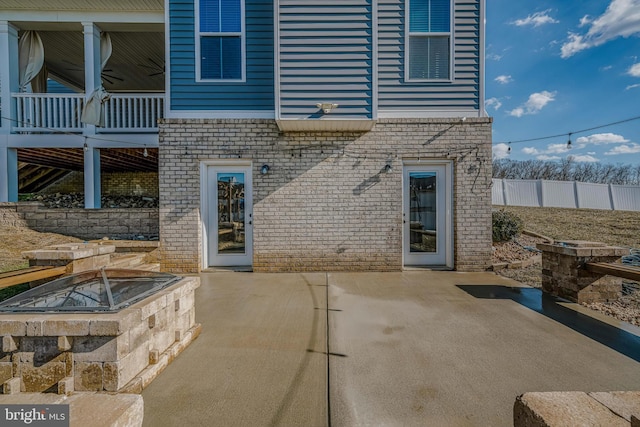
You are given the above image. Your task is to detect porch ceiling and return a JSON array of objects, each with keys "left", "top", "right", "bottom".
[
  {"left": 0, "top": 0, "right": 163, "bottom": 12},
  {"left": 18, "top": 148, "right": 158, "bottom": 173},
  {"left": 39, "top": 31, "right": 165, "bottom": 92}
]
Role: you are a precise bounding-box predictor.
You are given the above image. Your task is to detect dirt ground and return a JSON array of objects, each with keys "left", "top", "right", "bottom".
[{"left": 0, "top": 226, "right": 81, "bottom": 273}]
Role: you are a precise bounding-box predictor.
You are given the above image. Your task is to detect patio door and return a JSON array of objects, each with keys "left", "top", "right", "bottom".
[
  {"left": 206, "top": 165, "right": 253, "bottom": 267},
  {"left": 403, "top": 162, "right": 452, "bottom": 268}
]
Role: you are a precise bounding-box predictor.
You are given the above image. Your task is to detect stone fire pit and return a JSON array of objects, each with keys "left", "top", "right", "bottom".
[{"left": 0, "top": 270, "right": 200, "bottom": 394}]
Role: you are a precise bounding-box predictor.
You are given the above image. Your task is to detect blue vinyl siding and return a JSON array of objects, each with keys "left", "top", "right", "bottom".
[
  {"left": 169, "top": 0, "right": 274, "bottom": 111},
  {"left": 277, "top": 0, "right": 373, "bottom": 119},
  {"left": 378, "top": 0, "right": 480, "bottom": 112}
]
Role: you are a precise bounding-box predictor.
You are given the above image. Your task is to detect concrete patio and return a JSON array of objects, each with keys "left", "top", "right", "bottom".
[{"left": 142, "top": 271, "right": 640, "bottom": 426}]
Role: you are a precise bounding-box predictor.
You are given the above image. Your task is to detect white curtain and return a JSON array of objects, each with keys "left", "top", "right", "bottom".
[
  {"left": 81, "top": 32, "right": 112, "bottom": 126},
  {"left": 100, "top": 33, "right": 112, "bottom": 71},
  {"left": 31, "top": 64, "right": 48, "bottom": 93},
  {"left": 18, "top": 31, "right": 45, "bottom": 91}
]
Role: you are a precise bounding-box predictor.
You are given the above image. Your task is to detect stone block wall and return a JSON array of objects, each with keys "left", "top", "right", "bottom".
[
  {"left": 0, "top": 203, "right": 27, "bottom": 227},
  {"left": 538, "top": 240, "right": 628, "bottom": 304},
  {"left": 11, "top": 202, "right": 158, "bottom": 240},
  {"left": 159, "top": 118, "right": 493, "bottom": 273},
  {"left": 42, "top": 171, "right": 159, "bottom": 197}
]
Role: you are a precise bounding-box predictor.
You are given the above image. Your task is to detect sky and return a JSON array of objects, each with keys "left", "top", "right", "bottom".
[{"left": 486, "top": 0, "right": 640, "bottom": 165}]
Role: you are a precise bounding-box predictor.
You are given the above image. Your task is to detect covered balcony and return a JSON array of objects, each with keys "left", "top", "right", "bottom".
[{"left": 0, "top": 1, "right": 164, "bottom": 207}]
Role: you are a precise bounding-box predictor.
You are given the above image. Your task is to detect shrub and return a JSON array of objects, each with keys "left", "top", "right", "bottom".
[{"left": 492, "top": 209, "right": 523, "bottom": 242}]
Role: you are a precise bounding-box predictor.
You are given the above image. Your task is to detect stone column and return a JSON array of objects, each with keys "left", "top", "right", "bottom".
[{"left": 537, "top": 240, "right": 628, "bottom": 304}]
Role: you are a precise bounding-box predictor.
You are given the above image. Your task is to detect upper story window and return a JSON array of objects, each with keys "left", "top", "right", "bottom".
[
  {"left": 197, "top": 0, "right": 245, "bottom": 81},
  {"left": 407, "top": 0, "right": 451, "bottom": 81}
]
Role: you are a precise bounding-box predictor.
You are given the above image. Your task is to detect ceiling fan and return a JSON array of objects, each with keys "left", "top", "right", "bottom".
[
  {"left": 63, "top": 60, "right": 124, "bottom": 85},
  {"left": 138, "top": 58, "right": 165, "bottom": 77}
]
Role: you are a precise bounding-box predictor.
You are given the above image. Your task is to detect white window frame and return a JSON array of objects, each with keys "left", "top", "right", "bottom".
[
  {"left": 405, "top": 0, "right": 454, "bottom": 83},
  {"left": 195, "top": 0, "right": 246, "bottom": 83}
]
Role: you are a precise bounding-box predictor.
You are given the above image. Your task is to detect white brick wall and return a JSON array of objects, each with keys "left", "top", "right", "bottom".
[{"left": 158, "top": 118, "right": 492, "bottom": 273}]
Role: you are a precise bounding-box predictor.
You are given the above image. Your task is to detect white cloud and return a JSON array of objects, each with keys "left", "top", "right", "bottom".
[
  {"left": 513, "top": 10, "right": 560, "bottom": 27},
  {"left": 604, "top": 143, "right": 640, "bottom": 155},
  {"left": 537, "top": 155, "right": 561, "bottom": 161},
  {"left": 508, "top": 91, "right": 557, "bottom": 117},
  {"left": 579, "top": 15, "right": 593, "bottom": 27},
  {"left": 568, "top": 154, "right": 599, "bottom": 162},
  {"left": 547, "top": 143, "right": 571, "bottom": 154},
  {"left": 495, "top": 75, "right": 513, "bottom": 84},
  {"left": 485, "top": 97, "right": 502, "bottom": 111},
  {"left": 493, "top": 143, "right": 511, "bottom": 159},
  {"left": 627, "top": 83, "right": 640, "bottom": 89},
  {"left": 561, "top": 0, "right": 640, "bottom": 58},
  {"left": 522, "top": 147, "right": 540, "bottom": 155},
  {"left": 628, "top": 63, "right": 640, "bottom": 77},
  {"left": 509, "top": 107, "right": 525, "bottom": 118},
  {"left": 486, "top": 53, "right": 503, "bottom": 61},
  {"left": 575, "top": 133, "right": 629, "bottom": 145}
]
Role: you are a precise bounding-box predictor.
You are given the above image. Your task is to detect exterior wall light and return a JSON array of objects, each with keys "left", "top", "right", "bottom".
[
  {"left": 316, "top": 103, "right": 339, "bottom": 114},
  {"left": 384, "top": 163, "right": 392, "bottom": 173},
  {"left": 261, "top": 164, "right": 270, "bottom": 175}
]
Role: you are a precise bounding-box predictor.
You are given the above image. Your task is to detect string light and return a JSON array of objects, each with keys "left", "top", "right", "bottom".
[
  {"left": 143, "top": 145, "right": 148, "bottom": 157},
  {"left": 494, "top": 114, "right": 640, "bottom": 146},
  {"left": 566, "top": 133, "right": 572, "bottom": 149}
]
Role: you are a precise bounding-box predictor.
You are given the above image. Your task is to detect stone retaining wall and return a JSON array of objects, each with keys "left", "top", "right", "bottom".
[
  {"left": 0, "top": 203, "right": 27, "bottom": 227},
  {"left": 0, "top": 202, "right": 159, "bottom": 240}
]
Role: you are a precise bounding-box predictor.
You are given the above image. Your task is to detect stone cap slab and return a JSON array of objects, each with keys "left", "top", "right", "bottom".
[
  {"left": 514, "top": 391, "right": 629, "bottom": 427},
  {"left": 0, "top": 392, "right": 143, "bottom": 427},
  {"left": 22, "top": 243, "right": 116, "bottom": 261},
  {"left": 590, "top": 391, "right": 640, "bottom": 422},
  {"left": 537, "top": 241, "right": 629, "bottom": 257}
]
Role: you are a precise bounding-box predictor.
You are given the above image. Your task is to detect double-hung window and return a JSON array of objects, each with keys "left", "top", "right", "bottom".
[
  {"left": 198, "top": 0, "right": 244, "bottom": 81},
  {"left": 407, "top": 0, "right": 451, "bottom": 81}
]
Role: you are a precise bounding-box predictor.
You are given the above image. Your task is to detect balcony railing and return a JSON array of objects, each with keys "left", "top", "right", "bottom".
[{"left": 11, "top": 93, "right": 164, "bottom": 133}]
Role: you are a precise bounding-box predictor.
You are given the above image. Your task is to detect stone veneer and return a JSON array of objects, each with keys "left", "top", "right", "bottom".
[
  {"left": 537, "top": 240, "right": 628, "bottom": 304},
  {"left": 158, "top": 118, "right": 493, "bottom": 273},
  {"left": 0, "top": 276, "right": 200, "bottom": 393}
]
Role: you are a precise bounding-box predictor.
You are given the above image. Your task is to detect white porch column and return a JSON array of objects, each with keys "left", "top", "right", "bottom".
[
  {"left": 83, "top": 141, "right": 101, "bottom": 209},
  {"left": 82, "top": 23, "right": 101, "bottom": 208},
  {"left": 0, "top": 138, "right": 18, "bottom": 202},
  {"left": 0, "top": 22, "right": 19, "bottom": 202},
  {"left": 0, "top": 22, "right": 19, "bottom": 135}
]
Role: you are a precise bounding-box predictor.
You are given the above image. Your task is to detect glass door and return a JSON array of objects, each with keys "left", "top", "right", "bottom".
[
  {"left": 207, "top": 165, "right": 253, "bottom": 267},
  {"left": 403, "top": 164, "right": 451, "bottom": 267}
]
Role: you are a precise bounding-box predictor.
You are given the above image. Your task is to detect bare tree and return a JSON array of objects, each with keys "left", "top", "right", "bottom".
[{"left": 492, "top": 159, "right": 640, "bottom": 185}]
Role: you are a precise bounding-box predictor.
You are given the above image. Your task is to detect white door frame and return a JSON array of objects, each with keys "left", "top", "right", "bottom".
[
  {"left": 402, "top": 160, "right": 453, "bottom": 269},
  {"left": 200, "top": 160, "right": 253, "bottom": 269}
]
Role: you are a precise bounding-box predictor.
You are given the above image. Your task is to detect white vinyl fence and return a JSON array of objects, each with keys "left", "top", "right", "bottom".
[{"left": 492, "top": 179, "right": 640, "bottom": 211}]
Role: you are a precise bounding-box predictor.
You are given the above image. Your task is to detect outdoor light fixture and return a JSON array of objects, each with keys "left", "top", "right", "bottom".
[
  {"left": 143, "top": 146, "right": 148, "bottom": 158},
  {"left": 567, "top": 133, "right": 572, "bottom": 149},
  {"left": 384, "top": 162, "right": 392, "bottom": 173},
  {"left": 507, "top": 142, "right": 511, "bottom": 153},
  {"left": 316, "top": 103, "right": 339, "bottom": 114},
  {"left": 83, "top": 142, "right": 88, "bottom": 152},
  {"left": 261, "top": 164, "right": 270, "bottom": 175}
]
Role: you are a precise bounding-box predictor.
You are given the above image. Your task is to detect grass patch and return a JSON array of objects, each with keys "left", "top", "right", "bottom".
[{"left": 496, "top": 206, "right": 640, "bottom": 248}]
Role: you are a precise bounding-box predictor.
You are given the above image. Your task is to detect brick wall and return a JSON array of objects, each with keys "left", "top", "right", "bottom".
[
  {"left": 158, "top": 118, "right": 493, "bottom": 273},
  {"left": 43, "top": 171, "right": 159, "bottom": 197},
  {"left": 12, "top": 202, "right": 158, "bottom": 240}
]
